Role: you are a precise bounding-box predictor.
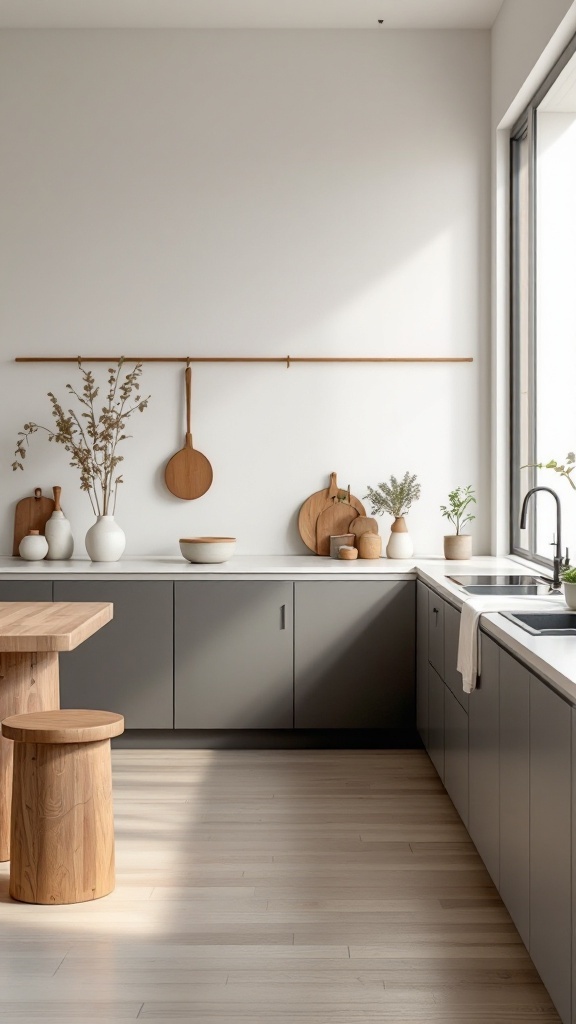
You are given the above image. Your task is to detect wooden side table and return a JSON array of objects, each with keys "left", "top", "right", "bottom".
[{"left": 0, "top": 602, "right": 113, "bottom": 861}]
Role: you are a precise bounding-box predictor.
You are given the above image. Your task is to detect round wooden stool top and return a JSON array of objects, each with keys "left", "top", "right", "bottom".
[{"left": 1, "top": 709, "right": 124, "bottom": 744}]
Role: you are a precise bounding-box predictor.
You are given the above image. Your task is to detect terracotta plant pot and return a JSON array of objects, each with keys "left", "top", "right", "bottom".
[{"left": 443, "top": 534, "right": 472, "bottom": 560}]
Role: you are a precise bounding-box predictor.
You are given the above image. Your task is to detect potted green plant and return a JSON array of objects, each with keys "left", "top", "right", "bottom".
[
  {"left": 13, "top": 359, "right": 150, "bottom": 562},
  {"left": 364, "top": 472, "right": 421, "bottom": 558},
  {"left": 561, "top": 565, "right": 576, "bottom": 610},
  {"left": 440, "top": 485, "right": 476, "bottom": 560}
]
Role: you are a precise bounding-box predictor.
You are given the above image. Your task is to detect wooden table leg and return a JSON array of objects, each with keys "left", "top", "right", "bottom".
[{"left": 0, "top": 652, "right": 60, "bottom": 862}]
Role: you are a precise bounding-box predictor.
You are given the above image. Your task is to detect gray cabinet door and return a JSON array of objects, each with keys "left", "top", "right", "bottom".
[
  {"left": 427, "top": 666, "right": 445, "bottom": 781},
  {"left": 294, "top": 581, "right": 414, "bottom": 730},
  {"left": 468, "top": 632, "right": 500, "bottom": 887},
  {"left": 416, "top": 582, "right": 429, "bottom": 748},
  {"left": 0, "top": 582, "right": 52, "bottom": 601},
  {"left": 499, "top": 649, "right": 530, "bottom": 949},
  {"left": 530, "top": 676, "right": 572, "bottom": 1024},
  {"left": 444, "top": 685, "right": 468, "bottom": 825},
  {"left": 53, "top": 581, "right": 173, "bottom": 728},
  {"left": 444, "top": 601, "right": 468, "bottom": 711},
  {"left": 428, "top": 595, "right": 444, "bottom": 677},
  {"left": 175, "top": 581, "right": 293, "bottom": 729}
]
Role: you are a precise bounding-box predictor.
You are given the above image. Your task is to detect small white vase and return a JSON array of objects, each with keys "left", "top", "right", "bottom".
[
  {"left": 386, "top": 516, "right": 413, "bottom": 559},
  {"left": 563, "top": 582, "right": 576, "bottom": 610},
  {"left": 85, "top": 515, "right": 126, "bottom": 562},
  {"left": 45, "top": 511, "right": 74, "bottom": 560}
]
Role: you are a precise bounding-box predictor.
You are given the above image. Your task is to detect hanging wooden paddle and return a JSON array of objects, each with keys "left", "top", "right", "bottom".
[{"left": 165, "top": 366, "right": 213, "bottom": 500}]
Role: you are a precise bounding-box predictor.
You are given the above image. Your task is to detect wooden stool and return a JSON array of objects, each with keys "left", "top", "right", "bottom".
[{"left": 1, "top": 709, "right": 124, "bottom": 905}]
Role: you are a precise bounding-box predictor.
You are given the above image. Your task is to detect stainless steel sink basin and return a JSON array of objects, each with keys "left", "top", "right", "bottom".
[
  {"left": 462, "top": 584, "right": 553, "bottom": 595},
  {"left": 501, "top": 612, "right": 576, "bottom": 636},
  {"left": 446, "top": 574, "right": 553, "bottom": 596}
]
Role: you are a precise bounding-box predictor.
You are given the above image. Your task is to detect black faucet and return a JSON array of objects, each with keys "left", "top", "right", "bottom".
[{"left": 520, "top": 486, "right": 568, "bottom": 591}]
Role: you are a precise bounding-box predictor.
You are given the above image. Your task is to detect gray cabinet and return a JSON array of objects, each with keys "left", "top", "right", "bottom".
[
  {"left": 444, "top": 601, "right": 467, "bottom": 710},
  {"left": 427, "top": 666, "right": 445, "bottom": 781},
  {"left": 0, "top": 581, "right": 52, "bottom": 601},
  {"left": 428, "top": 595, "right": 444, "bottom": 677},
  {"left": 468, "top": 632, "right": 500, "bottom": 887},
  {"left": 530, "top": 676, "right": 572, "bottom": 1024},
  {"left": 175, "top": 581, "right": 293, "bottom": 729},
  {"left": 294, "top": 581, "right": 414, "bottom": 730},
  {"left": 444, "top": 685, "right": 468, "bottom": 825},
  {"left": 416, "top": 582, "right": 429, "bottom": 749},
  {"left": 53, "top": 581, "right": 173, "bottom": 728},
  {"left": 499, "top": 649, "right": 530, "bottom": 948}
]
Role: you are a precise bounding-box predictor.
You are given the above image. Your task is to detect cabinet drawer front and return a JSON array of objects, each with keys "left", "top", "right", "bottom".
[
  {"left": 428, "top": 596, "right": 444, "bottom": 677},
  {"left": 294, "top": 581, "right": 414, "bottom": 730},
  {"left": 54, "top": 581, "right": 174, "bottom": 728},
  {"left": 444, "top": 601, "right": 468, "bottom": 711},
  {"left": 499, "top": 650, "right": 529, "bottom": 949},
  {"left": 175, "top": 581, "right": 293, "bottom": 729},
  {"left": 468, "top": 633, "right": 500, "bottom": 887},
  {"left": 427, "top": 665, "right": 445, "bottom": 781},
  {"left": 416, "top": 582, "right": 429, "bottom": 748},
  {"left": 0, "top": 582, "right": 52, "bottom": 602},
  {"left": 444, "top": 686, "right": 468, "bottom": 825}
]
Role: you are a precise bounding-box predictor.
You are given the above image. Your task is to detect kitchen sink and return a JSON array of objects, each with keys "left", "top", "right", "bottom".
[
  {"left": 447, "top": 574, "right": 553, "bottom": 596},
  {"left": 501, "top": 611, "right": 576, "bottom": 636}
]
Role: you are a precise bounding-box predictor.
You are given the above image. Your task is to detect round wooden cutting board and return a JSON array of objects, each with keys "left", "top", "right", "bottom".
[{"left": 298, "top": 473, "right": 366, "bottom": 553}]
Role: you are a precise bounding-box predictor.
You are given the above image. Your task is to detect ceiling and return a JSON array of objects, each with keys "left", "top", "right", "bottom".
[{"left": 0, "top": 0, "right": 506, "bottom": 30}]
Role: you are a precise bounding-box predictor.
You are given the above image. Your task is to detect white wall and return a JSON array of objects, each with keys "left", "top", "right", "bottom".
[{"left": 0, "top": 29, "right": 491, "bottom": 557}]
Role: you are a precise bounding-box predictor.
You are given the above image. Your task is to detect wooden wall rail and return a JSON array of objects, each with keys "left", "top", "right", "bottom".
[{"left": 15, "top": 355, "right": 473, "bottom": 366}]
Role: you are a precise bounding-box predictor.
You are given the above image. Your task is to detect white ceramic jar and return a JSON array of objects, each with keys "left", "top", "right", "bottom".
[
  {"left": 45, "top": 510, "right": 74, "bottom": 560},
  {"left": 19, "top": 530, "right": 48, "bottom": 561}
]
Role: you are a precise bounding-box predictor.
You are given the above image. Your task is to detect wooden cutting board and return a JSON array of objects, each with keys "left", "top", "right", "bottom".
[
  {"left": 315, "top": 498, "right": 359, "bottom": 556},
  {"left": 350, "top": 516, "right": 379, "bottom": 545},
  {"left": 13, "top": 488, "right": 55, "bottom": 556},
  {"left": 298, "top": 473, "right": 366, "bottom": 553}
]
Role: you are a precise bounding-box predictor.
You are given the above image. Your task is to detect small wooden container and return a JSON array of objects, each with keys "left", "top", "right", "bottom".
[
  {"left": 358, "top": 533, "right": 382, "bottom": 559},
  {"left": 338, "top": 545, "right": 358, "bottom": 560},
  {"left": 329, "top": 534, "right": 355, "bottom": 559}
]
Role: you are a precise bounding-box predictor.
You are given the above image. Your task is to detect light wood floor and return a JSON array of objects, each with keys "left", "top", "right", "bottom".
[{"left": 0, "top": 749, "right": 561, "bottom": 1023}]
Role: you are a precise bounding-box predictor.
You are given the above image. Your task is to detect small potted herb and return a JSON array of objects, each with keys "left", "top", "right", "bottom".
[
  {"left": 440, "top": 485, "right": 476, "bottom": 560},
  {"left": 364, "top": 472, "right": 421, "bottom": 558},
  {"left": 560, "top": 565, "right": 576, "bottom": 610}
]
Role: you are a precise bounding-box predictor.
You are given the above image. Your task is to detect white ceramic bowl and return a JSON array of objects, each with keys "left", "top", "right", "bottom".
[{"left": 179, "top": 537, "right": 236, "bottom": 564}]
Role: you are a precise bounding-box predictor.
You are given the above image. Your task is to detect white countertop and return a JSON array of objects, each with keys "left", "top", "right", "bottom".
[
  {"left": 0, "top": 553, "right": 517, "bottom": 580},
  {"left": 1, "top": 552, "right": 575, "bottom": 702}
]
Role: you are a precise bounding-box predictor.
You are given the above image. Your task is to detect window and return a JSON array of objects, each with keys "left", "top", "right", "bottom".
[{"left": 510, "top": 37, "right": 576, "bottom": 568}]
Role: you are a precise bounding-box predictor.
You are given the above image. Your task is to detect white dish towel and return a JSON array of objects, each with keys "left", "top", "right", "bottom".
[{"left": 457, "top": 595, "right": 561, "bottom": 693}]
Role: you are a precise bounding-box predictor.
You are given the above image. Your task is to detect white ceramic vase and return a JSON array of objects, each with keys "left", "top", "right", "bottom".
[
  {"left": 45, "top": 511, "right": 74, "bottom": 560},
  {"left": 386, "top": 516, "right": 413, "bottom": 559},
  {"left": 85, "top": 516, "right": 126, "bottom": 562},
  {"left": 563, "top": 582, "right": 576, "bottom": 610}
]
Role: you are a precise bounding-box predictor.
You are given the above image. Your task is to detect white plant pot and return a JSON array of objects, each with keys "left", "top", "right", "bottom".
[
  {"left": 386, "top": 517, "right": 413, "bottom": 559},
  {"left": 563, "top": 582, "right": 576, "bottom": 610},
  {"left": 85, "top": 516, "right": 126, "bottom": 562},
  {"left": 443, "top": 534, "right": 472, "bottom": 560}
]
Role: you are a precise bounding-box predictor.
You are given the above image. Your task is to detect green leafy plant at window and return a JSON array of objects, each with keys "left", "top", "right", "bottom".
[
  {"left": 440, "top": 485, "right": 476, "bottom": 535},
  {"left": 524, "top": 452, "right": 575, "bottom": 490},
  {"left": 560, "top": 565, "right": 576, "bottom": 584}
]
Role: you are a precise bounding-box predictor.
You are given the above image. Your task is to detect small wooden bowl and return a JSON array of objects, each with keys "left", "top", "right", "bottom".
[{"left": 338, "top": 545, "right": 358, "bottom": 561}]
